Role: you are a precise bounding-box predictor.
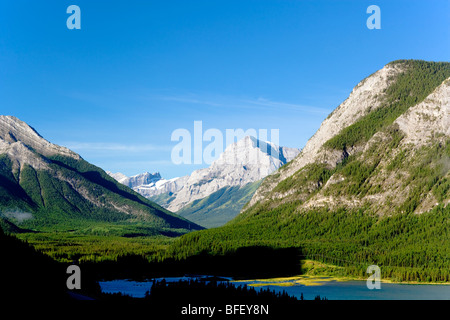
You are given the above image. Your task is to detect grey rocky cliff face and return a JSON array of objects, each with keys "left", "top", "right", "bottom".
[
  {"left": 247, "top": 63, "right": 406, "bottom": 208},
  {"left": 300, "top": 77, "right": 450, "bottom": 214},
  {"left": 0, "top": 115, "right": 80, "bottom": 171},
  {"left": 394, "top": 78, "right": 450, "bottom": 147}
]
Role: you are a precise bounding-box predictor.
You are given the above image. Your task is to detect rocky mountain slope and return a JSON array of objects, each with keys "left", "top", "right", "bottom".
[
  {"left": 175, "top": 180, "right": 262, "bottom": 228},
  {"left": 247, "top": 61, "right": 404, "bottom": 207},
  {"left": 246, "top": 60, "right": 450, "bottom": 216},
  {"left": 0, "top": 116, "right": 202, "bottom": 232}
]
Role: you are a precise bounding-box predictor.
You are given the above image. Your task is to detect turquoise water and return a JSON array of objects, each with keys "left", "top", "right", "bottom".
[
  {"left": 99, "top": 276, "right": 450, "bottom": 300},
  {"left": 246, "top": 280, "right": 450, "bottom": 300}
]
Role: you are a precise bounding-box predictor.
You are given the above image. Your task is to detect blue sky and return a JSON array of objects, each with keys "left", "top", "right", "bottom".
[{"left": 1, "top": 0, "right": 449, "bottom": 178}]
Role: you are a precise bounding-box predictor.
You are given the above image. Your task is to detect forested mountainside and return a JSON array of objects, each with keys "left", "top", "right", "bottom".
[{"left": 0, "top": 115, "right": 202, "bottom": 233}]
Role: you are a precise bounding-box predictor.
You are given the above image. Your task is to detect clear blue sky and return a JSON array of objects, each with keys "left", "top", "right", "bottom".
[{"left": 1, "top": 0, "right": 449, "bottom": 178}]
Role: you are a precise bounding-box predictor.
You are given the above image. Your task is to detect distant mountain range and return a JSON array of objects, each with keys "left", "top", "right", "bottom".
[
  {"left": 0, "top": 115, "right": 202, "bottom": 233},
  {"left": 108, "top": 136, "right": 300, "bottom": 228},
  {"left": 107, "top": 171, "right": 163, "bottom": 189}
]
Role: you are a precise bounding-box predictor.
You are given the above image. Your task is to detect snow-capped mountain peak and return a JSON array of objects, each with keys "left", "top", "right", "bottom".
[{"left": 109, "top": 136, "right": 300, "bottom": 212}]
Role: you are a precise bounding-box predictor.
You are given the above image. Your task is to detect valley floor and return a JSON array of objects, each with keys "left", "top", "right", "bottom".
[{"left": 12, "top": 229, "right": 450, "bottom": 285}]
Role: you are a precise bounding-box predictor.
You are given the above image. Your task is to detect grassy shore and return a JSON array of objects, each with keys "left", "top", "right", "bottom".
[{"left": 234, "top": 260, "right": 450, "bottom": 286}]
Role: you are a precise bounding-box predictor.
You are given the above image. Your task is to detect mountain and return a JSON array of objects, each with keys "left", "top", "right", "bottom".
[
  {"left": 0, "top": 115, "right": 202, "bottom": 232},
  {"left": 247, "top": 60, "right": 450, "bottom": 215},
  {"left": 166, "top": 60, "right": 450, "bottom": 282},
  {"left": 106, "top": 171, "right": 162, "bottom": 189},
  {"left": 109, "top": 136, "right": 300, "bottom": 227},
  {"left": 156, "top": 136, "right": 300, "bottom": 212},
  {"left": 176, "top": 180, "right": 262, "bottom": 228},
  {"left": 135, "top": 176, "right": 188, "bottom": 199}
]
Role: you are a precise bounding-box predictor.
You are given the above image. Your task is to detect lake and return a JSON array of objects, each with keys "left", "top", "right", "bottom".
[{"left": 99, "top": 275, "right": 450, "bottom": 300}]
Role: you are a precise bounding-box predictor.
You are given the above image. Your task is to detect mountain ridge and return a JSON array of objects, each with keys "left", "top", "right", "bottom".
[
  {"left": 247, "top": 60, "right": 450, "bottom": 214},
  {"left": 0, "top": 116, "right": 202, "bottom": 232}
]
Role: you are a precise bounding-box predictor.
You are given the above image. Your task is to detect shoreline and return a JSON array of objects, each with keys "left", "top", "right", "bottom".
[{"left": 232, "top": 274, "right": 450, "bottom": 287}]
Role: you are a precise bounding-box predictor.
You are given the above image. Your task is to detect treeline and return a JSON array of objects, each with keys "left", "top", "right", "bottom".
[
  {"left": 80, "top": 246, "right": 301, "bottom": 281},
  {"left": 0, "top": 225, "right": 101, "bottom": 301},
  {"left": 146, "top": 278, "right": 299, "bottom": 303},
  {"left": 15, "top": 226, "right": 174, "bottom": 263},
  {"left": 102, "top": 279, "right": 322, "bottom": 318},
  {"left": 163, "top": 204, "right": 450, "bottom": 283}
]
